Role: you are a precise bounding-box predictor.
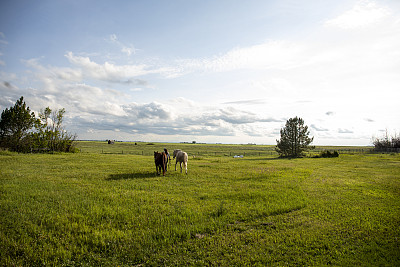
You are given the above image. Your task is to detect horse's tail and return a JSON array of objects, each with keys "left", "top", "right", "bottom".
[{"left": 184, "top": 152, "right": 188, "bottom": 174}]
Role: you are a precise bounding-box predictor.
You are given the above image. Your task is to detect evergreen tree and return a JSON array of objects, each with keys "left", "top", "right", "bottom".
[
  {"left": 0, "top": 96, "right": 38, "bottom": 152},
  {"left": 276, "top": 117, "right": 314, "bottom": 157}
]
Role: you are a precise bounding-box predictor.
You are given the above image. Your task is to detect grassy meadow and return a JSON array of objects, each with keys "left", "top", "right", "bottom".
[
  {"left": 1, "top": 141, "right": 399, "bottom": 266},
  {"left": 77, "top": 141, "right": 372, "bottom": 156}
]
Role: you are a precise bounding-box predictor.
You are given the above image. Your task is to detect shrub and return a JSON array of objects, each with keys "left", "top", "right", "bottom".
[
  {"left": 373, "top": 131, "right": 400, "bottom": 153},
  {"left": 313, "top": 150, "right": 339, "bottom": 158}
]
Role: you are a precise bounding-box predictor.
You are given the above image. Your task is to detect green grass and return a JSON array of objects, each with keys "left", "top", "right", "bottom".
[
  {"left": 76, "top": 140, "right": 371, "bottom": 156},
  {"left": 76, "top": 140, "right": 279, "bottom": 156},
  {"left": 0, "top": 146, "right": 399, "bottom": 266}
]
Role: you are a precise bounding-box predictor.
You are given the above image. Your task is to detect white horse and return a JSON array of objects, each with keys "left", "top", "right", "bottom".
[{"left": 173, "top": 149, "right": 188, "bottom": 174}]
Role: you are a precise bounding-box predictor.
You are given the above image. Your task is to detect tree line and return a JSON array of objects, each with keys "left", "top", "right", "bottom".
[{"left": 0, "top": 96, "right": 76, "bottom": 153}]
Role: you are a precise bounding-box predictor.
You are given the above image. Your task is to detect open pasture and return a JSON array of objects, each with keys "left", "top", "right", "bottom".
[
  {"left": 77, "top": 140, "right": 372, "bottom": 156},
  {"left": 0, "top": 143, "right": 399, "bottom": 266}
]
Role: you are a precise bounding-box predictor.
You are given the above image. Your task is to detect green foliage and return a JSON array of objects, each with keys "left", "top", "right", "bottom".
[
  {"left": 1, "top": 148, "right": 399, "bottom": 266},
  {"left": 0, "top": 97, "right": 76, "bottom": 153},
  {"left": 276, "top": 117, "right": 314, "bottom": 158},
  {"left": 314, "top": 150, "right": 339, "bottom": 158},
  {"left": 77, "top": 141, "right": 280, "bottom": 156},
  {"left": 0, "top": 96, "right": 37, "bottom": 152},
  {"left": 373, "top": 130, "right": 400, "bottom": 152},
  {"left": 33, "top": 107, "right": 76, "bottom": 152}
]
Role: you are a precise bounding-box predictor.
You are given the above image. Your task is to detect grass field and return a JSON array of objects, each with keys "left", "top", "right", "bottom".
[
  {"left": 77, "top": 140, "right": 372, "bottom": 156},
  {"left": 1, "top": 142, "right": 399, "bottom": 266}
]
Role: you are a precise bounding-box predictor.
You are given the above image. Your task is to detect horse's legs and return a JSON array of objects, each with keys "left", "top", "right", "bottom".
[
  {"left": 185, "top": 161, "right": 187, "bottom": 174},
  {"left": 175, "top": 160, "right": 177, "bottom": 171},
  {"left": 163, "top": 160, "right": 166, "bottom": 176},
  {"left": 180, "top": 162, "right": 182, "bottom": 173}
]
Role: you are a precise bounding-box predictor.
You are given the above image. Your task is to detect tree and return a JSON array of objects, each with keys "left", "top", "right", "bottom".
[
  {"left": 276, "top": 117, "right": 314, "bottom": 158},
  {"left": 0, "top": 96, "right": 38, "bottom": 152},
  {"left": 36, "top": 107, "right": 76, "bottom": 152},
  {"left": 372, "top": 130, "right": 400, "bottom": 152},
  {"left": 0, "top": 96, "right": 77, "bottom": 153}
]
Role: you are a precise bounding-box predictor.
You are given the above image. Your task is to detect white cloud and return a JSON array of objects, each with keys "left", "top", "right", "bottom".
[
  {"left": 65, "top": 52, "right": 176, "bottom": 83},
  {"left": 168, "top": 1, "right": 396, "bottom": 79},
  {"left": 17, "top": 58, "right": 132, "bottom": 117},
  {"left": 63, "top": 83, "right": 126, "bottom": 117},
  {"left": 124, "top": 102, "right": 171, "bottom": 121},
  {"left": 311, "top": 124, "right": 329, "bottom": 132},
  {"left": 175, "top": 40, "right": 305, "bottom": 74},
  {"left": 338, "top": 128, "right": 354, "bottom": 134},
  {"left": 121, "top": 47, "right": 135, "bottom": 57},
  {"left": 222, "top": 99, "right": 266, "bottom": 105},
  {"left": 61, "top": 97, "right": 282, "bottom": 142},
  {"left": 0, "top": 33, "right": 7, "bottom": 65},
  {"left": 108, "top": 34, "right": 138, "bottom": 56},
  {"left": 0, "top": 55, "right": 5, "bottom": 66},
  {"left": 65, "top": 52, "right": 147, "bottom": 81},
  {"left": 325, "top": 0, "right": 391, "bottom": 30},
  {"left": 0, "top": 32, "right": 8, "bottom": 45}
]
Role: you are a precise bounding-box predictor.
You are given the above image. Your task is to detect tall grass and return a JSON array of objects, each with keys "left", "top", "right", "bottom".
[{"left": 1, "top": 149, "right": 399, "bottom": 265}]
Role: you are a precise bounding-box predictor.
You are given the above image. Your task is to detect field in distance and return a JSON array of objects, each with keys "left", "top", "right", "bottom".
[
  {"left": 1, "top": 142, "right": 398, "bottom": 266},
  {"left": 76, "top": 140, "right": 372, "bottom": 156}
]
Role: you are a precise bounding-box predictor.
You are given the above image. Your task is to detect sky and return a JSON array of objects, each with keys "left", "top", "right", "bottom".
[{"left": 0, "top": 0, "right": 399, "bottom": 145}]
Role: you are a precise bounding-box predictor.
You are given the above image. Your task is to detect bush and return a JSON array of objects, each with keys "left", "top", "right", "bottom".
[
  {"left": 313, "top": 150, "right": 339, "bottom": 158},
  {"left": 373, "top": 131, "right": 400, "bottom": 153}
]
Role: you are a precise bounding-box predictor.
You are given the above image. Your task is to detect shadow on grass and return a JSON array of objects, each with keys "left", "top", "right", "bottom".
[{"left": 106, "top": 171, "right": 158, "bottom": 180}]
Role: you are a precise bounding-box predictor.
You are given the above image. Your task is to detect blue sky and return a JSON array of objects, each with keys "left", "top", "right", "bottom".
[{"left": 1, "top": 0, "right": 399, "bottom": 145}]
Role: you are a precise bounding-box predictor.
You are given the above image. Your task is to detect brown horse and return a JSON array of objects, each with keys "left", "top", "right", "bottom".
[{"left": 154, "top": 151, "right": 167, "bottom": 176}]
